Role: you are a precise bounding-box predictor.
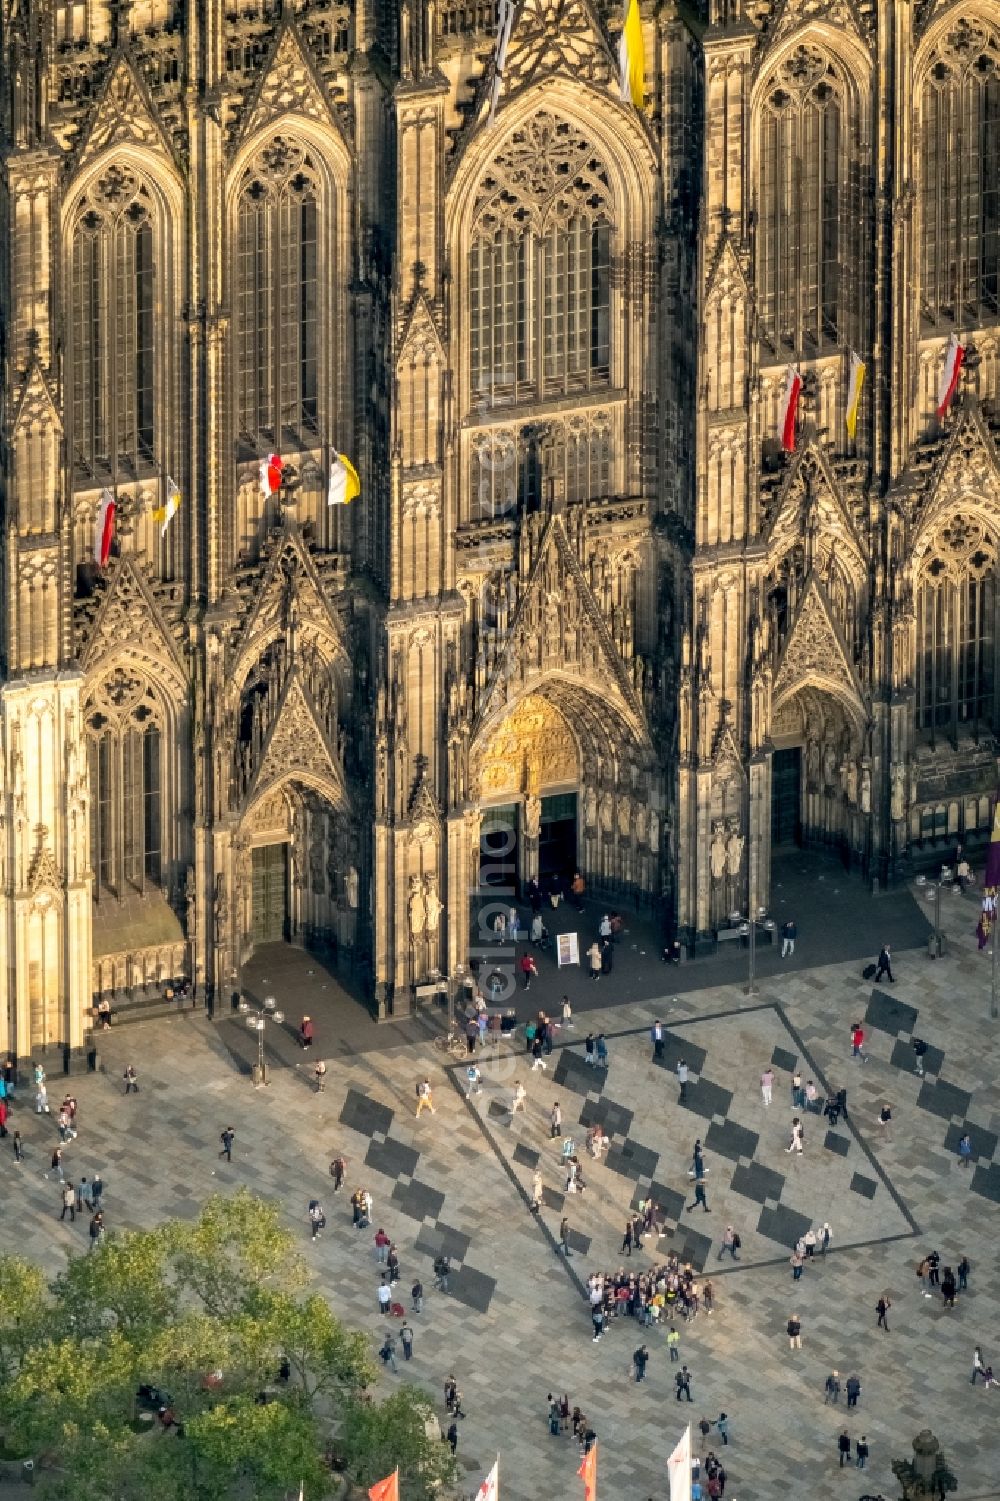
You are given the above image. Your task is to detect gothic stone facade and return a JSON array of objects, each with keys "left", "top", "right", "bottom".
[{"left": 1, "top": 0, "right": 999, "bottom": 1049}]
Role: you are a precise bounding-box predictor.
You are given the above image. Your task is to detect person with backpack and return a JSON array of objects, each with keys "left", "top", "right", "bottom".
[{"left": 415, "top": 1078, "right": 435, "bottom": 1117}]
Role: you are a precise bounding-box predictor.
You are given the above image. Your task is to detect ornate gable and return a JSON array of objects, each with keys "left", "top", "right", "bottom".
[
  {"left": 235, "top": 22, "right": 347, "bottom": 150},
  {"left": 81, "top": 556, "right": 185, "bottom": 681},
  {"left": 489, "top": 0, "right": 615, "bottom": 111},
  {"left": 765, "top": 443, "right": 867, "bottom": 578},
  {"left": 912, "top": 405, "right": 1000, "bottom": 541},
  {"left": 11, "top": 360, "right": 62, "bottom": 437},
  {"left": 235, "top": 522, "right": 348, "bottom": 673},
  {"left": 756, "top": 0, "right": 874, "bottom": 66},
  {"left": 473, "top": 516, "right": 648, "bottom": 741},
  {"left": 771, "top": 573, "right": 866, "bottom": 724},
  {"left": 397, "top": 293, "right": 446, "bottom": 369},
  {"left": 407, "top": 757, "right": 441, "bottom": 834},
  {"left": 27, "top": 834, "right": 63, "bottom": 900},
  {"left": 73, "top": 55, "right": 179, "bottom": 176},
  {"left": 704, "top": 235, "right": 752, "bottom": 310},
  {"left": 248, "top": 668, "right": 344, "bottom": 807}
]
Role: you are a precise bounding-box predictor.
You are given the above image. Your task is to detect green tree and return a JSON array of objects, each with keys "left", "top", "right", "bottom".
[
  {"left": 339, "top": 1388, "right": 458, "bottom": 1501},
  {"left": 0, "top": 1257, "right": 48, "bottom": 1386},
  {"left": 51, "top": 1228, "right": 171, "bottom": 1340},
  {"left": 0, "top": 1333, "right": 137, "bottom": 1458},
  {"left": 249, "top": 1291, "right": 377, "bottom": 1402},
  {"left": 171, "top": 1190, "right": 306, "bottom": 1319}
]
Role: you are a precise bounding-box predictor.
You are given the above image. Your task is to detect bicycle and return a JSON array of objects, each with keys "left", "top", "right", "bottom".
[{"left": 433, "top": 1030, "right": 466, "bottom": 1057}]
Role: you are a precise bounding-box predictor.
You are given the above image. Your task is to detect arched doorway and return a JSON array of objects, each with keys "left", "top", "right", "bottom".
[{"left": 770, "top": 686, "right": 867, "bottom": 859}]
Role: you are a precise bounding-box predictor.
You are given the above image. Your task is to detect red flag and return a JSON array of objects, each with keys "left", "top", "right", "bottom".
[
  {"left": 95, "top": 487, "right": 116, "bottom": 567},
  {"left": 936, "top": 333, "right": 965, "bottom": 419},
  {"left": 259, "top": 453, "right": 283, "bottom": 497},
  {"left": 368, "top": 1471, "right": 399, "bottom": 1501},
  {"left": 779, "top": 366, "right": 802, "bottom": 452},
  {"left": 578, "top": 1442, "right": 597, "bottom": 1501}
]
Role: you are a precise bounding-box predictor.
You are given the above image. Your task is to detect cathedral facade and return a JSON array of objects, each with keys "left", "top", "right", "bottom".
[{"left": 1, "top": 0, "right": 999, "bottom": 1051}]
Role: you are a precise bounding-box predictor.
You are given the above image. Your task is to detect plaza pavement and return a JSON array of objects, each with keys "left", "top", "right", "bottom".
[{"left": 2, "top": 874, "right": 999, "bottom": 1501}]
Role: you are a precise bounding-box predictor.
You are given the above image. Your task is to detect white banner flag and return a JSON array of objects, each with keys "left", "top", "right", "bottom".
[
  {"left": 476, "top": 1457, "right": 499, "bottom": 1501},
  {"left": 667, "top": 1425, "right": 692, "bottom": 1501}
]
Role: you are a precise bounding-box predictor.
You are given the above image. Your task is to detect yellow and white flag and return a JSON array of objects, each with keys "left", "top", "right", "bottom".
[
  {"left": 846, "top": 351, "right": 866, "bottom": 439},
  {"left": 487, "top": 0, "right": 516, "bottom": 125},
  {"left": 618, "top": 0, "right": 644, "bottom": 110},
  {"left": 328, "top": 453, "right": 360, "bottom": 507},
  {"left": 151, "top": 476, "right": 181, "bottom": 537}
]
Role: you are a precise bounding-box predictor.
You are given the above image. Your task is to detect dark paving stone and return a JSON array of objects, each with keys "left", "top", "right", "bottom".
[
  {"left": 679, "top": 1077, "right": 733, "bottom": 1120},
  {"left": 565, "top": 1228, "right": 592, "bottom": 1256},
  {"left": 865, "top": 989, "right": 919, "bottom": 1037},
  {"left": 513, "top": 1143, "right": 540, "bottom": 1168},
  {"left": 578, "top": 1096, "right": 635, "bottom": 1137},
  {"left": 391, "top": 1177, "right": 446, "bottom": 1222},
  {"left": 487, "top": 1100, "right": 508, "bottom": 1119},
  {"left": 917, "top": 1078, "right": 972, "bottom": 1121},
  {"left": 618, "top": 1137, "right": 659, "bottom": 1177},
  {"left": 730, "top": 1160, "right": 785, "bottom": 1205},
  {"left": 757, "top": 1202, "right": 813, "bottom": 1248},
  {"left": 889, "top": 1038, "right": 945, "bottom": 1076},
  {"left": 771, "top": 1046, "right": 798, "bottom": 1072},
  {"left": 631, "top": 1180, "right": 686, "bottom": 1222},
  {"left": 365, "top": 1137, "right": 420, "bottom": 1180},
  {"left": 824, "top": 1131, "right": 850, "bottom": 1156},
  {"left": 944, "top": 1122, "right": 998, "bottom": 1161},
  {"left": 414, "top": 1222, "right": 472, "bottom": 1263},
  {"left": 447, "top": 1263, "right": 496, "bottom": 1314},
  {"left": 605, "top": 1146, "right": 644, "bottom": 1181},
  {"left": 705, "top": 1119, "right": 759, "bottom": 1163},
  {"left": 970, "top": 1162, "right": 1000, "bottom": 1204},
  {"left": 651, "top": 1033, "right": 708, "bottom": 1076},
  {"left": 553, "top": 1050, "right": 605, "bottom": 1097},
  {"left": 541, "top": 1186, "right": 565, "bottom": 1212},
  {"left": 850, "top": 1173, "right": 878, "bottom": 1200},
  {"left": 340, "top": 1087, "right": 394, "bottom": 1139},
  {"left": 673, "top": 1225, "right": 713, "bottom": 1273}
]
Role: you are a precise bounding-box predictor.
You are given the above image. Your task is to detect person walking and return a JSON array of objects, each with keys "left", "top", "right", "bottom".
[
  {"left": 314, "top": 1060, "right": 327, "bottom": 1092},
  {"left": 330, "top": 1155, "right": 347, "bottom": 1191},
  {"left": 377, "top": 1276, "right": 391, "bottom": 1315},
  {"left": 874, "top": 944, "right": 894, "bottom": 983},
  {"left": 819, "top": 1222, "right": 832, "bottom": 1256},
  {"left": 780, "top": 919, "right": 796, "bottom": 958},
  {"left": 219, "top": 1126, "right": 235, "bottom": 1161},
  {"left": 520, "top": 953, "right": 538, "bottom": 991},
  {"left": 511, "top": 1080, "right": 527, "bottom": 1115},
  {"left": 790, "top": 1249, "right": 804, "bottom": 1281},
  {"left": 958, "top": 1255, "right": 970, "bottom": 1292},
  {"left": 633, "top": 1344, "right": 649, "bottom": 1383},
  {"left": 787, "top": 1313, "right": 802, "bottom": 1349},
  {"left": 415, "top": 1078, "right": 436, "bottom": 1117},
  {"left": 379, "top": 1334, "right": 397, "bottom": 1374},
  {"left": 584, "top": 1033, "right": 596, "bottom": 1065},
  {"left": 716, "top": 1414, "right": 730, "bottom": 1446},
  {"left": 845, "top": 1375, "right": 861, "bottom": 1409},
  {"left": 88, "top": 1210, "right": 105, "bottom": 1251},
  {"left": 465, "top": 1063, "right": 482, "bottom": 1097},
  {"left": 123, "top": 1064, "right": 138, "bottom": 1094},
  {"left": 791, "top": 1071, "right": 803, "bottom": 1108},
  {"left": 687, "top": 1173, "right": 710, "bottom": 1213},
  {"left": 823, "top": 1370, "right": 841, "bottom": 1404},
  {"left": 652, "top": 1021, "right": 665, "bottom": 1061},
  {"left": 718, "top": 1225, "right": 739, "bottom": 1261},
  {"left": 586, "top": 941, "right": 601, "bottom": 980},
  {"left": 13, "top": 1130, "right": 23, "bottom": 1163},
  {"left": 876, "top": 1295, "right": 891, "bottom": 1331},
  {"left": 621, "top": 1219, "right": 634, "bottom": 1256},
  {"left": 785, "top": 1118, "right": 804, "bottom": 1154},
  {"left": 856, "top": 1436, "right": 869, "bottom": 1470},
  {"left": 445, "top": 1421, "right": 458, "bottom": 1456},
  {"left": 560, "top": 1216, "right": 573, "bottom": 1258},
  {"left": 59, "top": 1182, "right": 76, "bottom": 1222},
  {"left": 595, "top": 1033, "right": 608, "bottom": 1068},
  {"left": 50, "top": 1145, "right": 65, "bottom": 1183},
  {"left": 957, "top": 1132, "right": 973, "bottom": 1167},
  {"left": 530, "top": 1170, "right": 543, "bottom": 1213},
  {"left": 675, "top": 1365, "right": 693, "bottom": 1402},
  {"left": 971, "top": 1346, "right": 986, "bottom": 1384},
  {"left": 591, "top": 1305, "right": 605, "bottom": 1342},
  {"left": 530, "top": 1034, "right": 547, "bottom": 1071},
  {"left": 411, "top": 1278, "right": 423, "bottom": 1314},
  {"left": 677, "top": 1058, "right": 689, "bottom": 1102},
  {"left": 838, "top": 1430, "right": 851, "bottom": 1468},
  {"left": 298, "top": 1016, "right": 314, "bottom": 1049},
  {"left": 400, "top": 1322, "right": 414, "bottom": 1360},
  {"left": 561, "top": 995, "right": 574, "bottom": 1029},
  {"left": 760, "top": 1068, "right": 774, "bottom": 1106},
  {"left": 309, "top": 1200, "right": 326, "bottom": 1239},
  {"left": 550, "top": 1102, "right": 562, "bottom": 1138},
  {"left": 90, "top": 1173, "right": 104, "bottom": 1210},
  {"left": 667, "top": 1328, "right": 680, "bottom": 1362}
]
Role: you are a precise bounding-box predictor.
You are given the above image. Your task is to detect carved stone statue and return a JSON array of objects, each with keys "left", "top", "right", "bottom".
[
  {"left": 860, "top": 764, "right": 872, "bottom": 814},
  {"left": 599, "top": 795, "right": 614, "bottom": 835},
  {"left": 806, "top": 739, "right": 820, "bottom": 789},
  {"left": 648, "top": 808, "right": 660, "bottom": 850},
  {"left": 823, "top": 743, "right": 837, "bottom": 788},
  {"left": 725, "top": 822, "right": 745, "bottom": 878},
  {"left": 890, "top": 762, "right": 906, "bottom": 821},
  {"left": 634, "top": 803, "right": 648, "bottom": 847},
  {"left": 584, "top": 786, "right": 597, "bottom": 829},
  {"left": 407, "top": 874, "right": 426, "bottom": 937},
  {"left": 846, "top": 760, "right": 858, "bottom": 806},
  {"left": 710, "top": 821, "right": 727, "bottom": 882},
  {"left": 423, "top": 872, "right": 443, "bottom": 930},
  {"left": 185, "top": 866, "right": 197, "bottom": 935},
  {"left": 524, "top": 794, "right": 542, "bottom": 841},
  {"left": 213, "top": 875, "right": 228, "bottom": 946},
  {"left": 345, "top": 864, "right": 359, "bottom": 909}
]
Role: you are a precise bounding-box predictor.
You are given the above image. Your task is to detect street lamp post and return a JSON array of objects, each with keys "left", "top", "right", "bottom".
[{"left": 238, "top": 993, "right": 284, "bottom": 1087}]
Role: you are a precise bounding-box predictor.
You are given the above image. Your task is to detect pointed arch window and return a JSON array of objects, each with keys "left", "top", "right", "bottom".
[
  {"left": 469, "top": 114, "right": 613, "bottom": 405},
  {"left": 919, "top": 19, "right": 1000, "bottom": 325},
  {"left": 85, "top": 668, "right": 165, "bottom": 900},
  {"left": 69, "top": 166, "right": 156, "bottom": 476},
  {"left": 757, "top": 47, "right": 848, "bottom": 355},
  {"left": 235, "top": 137, "right": 321, "bottom": 444},
  {"left": 916, "top": 517, "right": 998, "bottom": 741}
]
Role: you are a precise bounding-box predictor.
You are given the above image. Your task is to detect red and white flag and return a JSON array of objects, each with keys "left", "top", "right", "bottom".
[
  {"left": 578, "top": 1442, "right": 597, "bottom": 1501},
  {"left": 779, "top": 365, "right": 802, "bottom": 452},
  {"left": 259, "top": 452, "right": 283, "bottom": 498},
  {"left": 368, "top": 1471, "right": 399, "bottom": 1501},
  {"left": 476, "top": 1457, "right": 499, "bottom": 1501},
  {"left": 94, "top": 487, "right": 116, "bottom": 567},
  {"left": 667, "top": 1425, "right": 692, "bottom": 1501},
  {"left": 936, "top": 332, "right": 965, "bottom": 419}
]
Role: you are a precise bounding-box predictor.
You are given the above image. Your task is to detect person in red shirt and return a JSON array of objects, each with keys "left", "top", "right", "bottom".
[
  {"left": 520, "top": 953, "right": 538, "bottom": 990},
  {"left": 851, "top": 1024, "right": 865, "bottom": 1058}
]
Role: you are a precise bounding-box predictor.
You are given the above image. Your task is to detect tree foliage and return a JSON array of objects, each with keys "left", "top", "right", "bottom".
[{"left": 0, "top": 1194, "right": 446, "bottom": 1500}]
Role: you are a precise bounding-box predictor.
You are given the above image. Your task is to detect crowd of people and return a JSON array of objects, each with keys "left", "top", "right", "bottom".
[{"left": 586, "top": 1256, "right": 716, "bottom": 1339}]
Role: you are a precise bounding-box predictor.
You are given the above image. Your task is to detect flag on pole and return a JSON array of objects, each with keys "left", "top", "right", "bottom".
[
  {"left": 475, "top": 1457, "right": 499, "bottom": 1501},
  {"left": 845, "top": 351, "right": 866, "bottom": 439},
  {"left": 151, "top": 476, "right": 181, "bottom": 537},
  {"left": 368, "top": 1470, "right": 399, "bottom": 1501},
  {"left": 778, "top": 365, "right": 802, "bottom": 452},
  {"left": 297, "top": 1484, "right": 304, "bottom": 1501},
  {"left": 328, "top": 452, "right": 361, "bottom": 507},
  {"left": 618, "top": 0, "right": 644, "bottom": 109},
  {"left": 936, "top": 332, "right": 965, "bottom": 419},
  {"left": 667, "top": 1425, "right": 692, "bottom": 1501},
  {"left": 259, "top": 452, "right": 284, "bottom": 498},
  {"left": 487, "top": 0, "right": 515, "bottom": 125},
  {"left": 95, "top": 487, "right": 116, "bottom": 567},
  {"left": 977, "top": 797, "right": 1000, "bottom": 949},
  {"left": 578, "top": 1442, "right": 597, "bottom": 1501}
]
